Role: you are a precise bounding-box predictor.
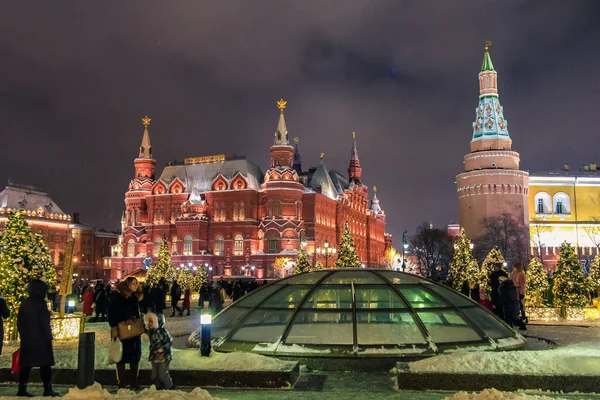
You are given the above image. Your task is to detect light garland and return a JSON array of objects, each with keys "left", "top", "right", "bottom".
[
  {"left": 525, "top": 307, "right": 600, "bottom": 322},
  {"left": 3, "top": 314, "right": 84, "bottom": 343}
]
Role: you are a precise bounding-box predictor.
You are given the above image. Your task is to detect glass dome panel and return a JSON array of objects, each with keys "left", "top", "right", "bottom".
[
  {"left": 277, "top": 270, "right": 330, "bottom": 284},
  {"left": 396, "top": 286, "right": 449, "bottom": 308},
  {"left": 285, "top": 310, "right": 354, "bottom": 345},
  {"left": 416, "top": 310, "right": 483, "bottom": 343},
  {"left": 426, "top": 284, "right": 474, "bottom": 306},
  {"left": 377, "top": 270, "right": 428, "bottom": 284},
  {"left": 355, "top": 286, "right": 408, "bottom": 309},
  {"left": 258, "top": 285, "right": 311, "bottom": 309},
  {"left": 301, "top": 285, "right": 352, "bottom": 309},
  {"left": 234, "top": 284, "right": 286, "bottom": 307},
  {"left": 321, "top": 270, "right": 385, "bottom": 284},
  {"left": 356, "top": 311, "right": 426, "bottom": 345},
  {"left": 230, "top": 309, "right": 294, "bottom": 343},
  {"left": 212, "top": 306, "right": 250, "bottom": 339},
  {"left": 460, "top": 306, "right": 514, "bottom": 339}
]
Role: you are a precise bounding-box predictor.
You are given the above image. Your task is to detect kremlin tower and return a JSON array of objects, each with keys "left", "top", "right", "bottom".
[{"left": 456, "top": 42, "right": 529, "bottom": 239}]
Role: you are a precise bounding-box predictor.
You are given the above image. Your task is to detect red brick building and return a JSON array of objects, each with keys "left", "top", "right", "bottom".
[
  {"left": 109, "top": 102, "right": 390, "bottom": 279},
  {"left": 0, "top": 182, "right": 119, "bottom": 283}
]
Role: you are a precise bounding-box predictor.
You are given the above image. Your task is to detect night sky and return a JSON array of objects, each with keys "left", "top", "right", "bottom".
[{"left": 1, "top": 1, "right": 599, "bottom": 243}]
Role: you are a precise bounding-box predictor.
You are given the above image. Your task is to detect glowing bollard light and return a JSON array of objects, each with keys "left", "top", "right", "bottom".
[{"left": 200, "top": 313, "right": 212, "bottom": 357}]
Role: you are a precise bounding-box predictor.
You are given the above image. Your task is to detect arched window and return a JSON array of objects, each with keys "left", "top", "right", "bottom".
[
  {"left": 274, "top": 201, "right": 280, "bottom": 218},
  {"left": 234, "top": 235, "right": 244, "bottom": 254},
  {"left": 183, "top": 235, "right": 193, "bottom": 255},
  {"left": 127, "top": 239, "right": 135, "bottom": 257},
  {"left": 215, "top": 236, "right": 224, "bottom": 255},
  {"left": 239, "top": 203, "right": 245, "bottom": 220},
  {"left": 299, "top": 230, "right": 306, "bottom": 244},
  {"left": 134, "top": 209, "right": 140, "bottom": 226},
  {"left": 534, "top": 192, "right": 551, "bottom": 215},
  {"left": 553, "top": 192, "right": 571, "bottom": 215},
  {"left": 218, "top": 182, "right": 224, "bottom": 191},
  {"left": 237, "top": 181, "right": 243, "bottom": 190},
  {"left": 233, "top": 203, "right": 239, "bottom": 221},
  {"left": 154, "top": 207, "right": 159, "bottom": 223},
  {"left": 154, "top": 237, "right": 162, "bottom": 256},
  {"left": 214, "top": 204, "right": 220, "bottom": 221},
  {"left": 268, "top": 237, "right": 278, "bottom": 254}
]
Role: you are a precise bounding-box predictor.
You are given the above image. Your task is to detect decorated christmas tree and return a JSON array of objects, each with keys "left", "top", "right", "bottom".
[
  {"left": 314, "top": 261, "right": 324, "bottom": 271},
  {"left": 335, "top": 222, "right": 361, "bottom": 268},
  {"left": 145, "top": 238, "right": 177, "bottom": 286},
  {"left": 192, "top": 266, "right": 208, "bottom": 292},
  {"left": 292, "top": 246, "right": 312, "bottom": 275},
  {"left": 447, "top": 228, "right": 478, "bottom": 291},
  {"left": 525, "top": 257, "right": 549, "bottom": 307},
  {"left": 176, "top": 268, "right": 194, "bottom": 291},
  {"left": 479, "top": 248, "right": 505, "bottom": 290},
  {"left": 0, "top": 211, "right": 56, "bottom": 314},
  {"left": 552, "top": 242, "right": 588, "bottom": 308},
  {"left": 587, "top": 254, "right": 600, "bottom": 295}
]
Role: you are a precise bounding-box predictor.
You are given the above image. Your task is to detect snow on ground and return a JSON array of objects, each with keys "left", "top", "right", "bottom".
[
  {"left": 445, "top": 389, "right": 565, "bottom": 400},
  {"left": 408, "top": 325, "right": 600, "bottom": 375},
  {"left": 61, "top": 383, "right": 221, "bottom": 400}
]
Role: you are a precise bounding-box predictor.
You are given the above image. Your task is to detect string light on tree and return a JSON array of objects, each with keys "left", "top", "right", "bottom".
[
  {"left": 525, "top": 257, "right": 549, "bottom": 307},
  {"left": 587, "top": 254, "right": 600, "bottom": 295},
  {"left": 553, "top": 242, "right": 588, "bottom": 309},
  {"left": 145, "top": 238, "right": 177, "bottom": 286},
  {"left": 292, "top": 243, "right": 312, "bottom": 275},
  {"left": 479, "top": 247, "right": 504, "bottom": 290},
  {"left": 334, "top": 222, "right": 361, "bottom": 268},
  {"left": 447, "top": 228, "right": 478, "bottom": 291}
]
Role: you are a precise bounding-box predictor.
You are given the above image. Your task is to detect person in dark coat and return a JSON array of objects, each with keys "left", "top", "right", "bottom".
[
  {"left": 0, "top": 294, "right": 10, "bottom": 355},
  {"left": 150, "top": 279, "right": 167, "bottom": 328},
  {"left": 94, "top": 282, "right": 107, "bottom": 321},
  {"left": 211, "top": 284, "right": 224, "bottom": 315},
  {"left": 182, "top": 289, "right": 191, "bottom": 316},
  {"left": 498, "top": 276, "right": 520, "bottom": 328},
  {"left": 170, "top": 281, "right": 182, "bottom": 317},
  {"left": 17, "top": 279, "right": 58, "bottom": 397},
  {"left": 488, "top": 263, "right": 508, "bottom": 317},
  {"left": 199, "top": 283, "right": 211, "bottom": 309},
  {"left": 108, "top": 277, "right": 144, "bottom": 389}
]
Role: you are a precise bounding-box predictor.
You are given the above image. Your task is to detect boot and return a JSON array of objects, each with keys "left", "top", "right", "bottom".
[
  {"left": 43, "top": 379, "right": 59, "bottom": 397},
  {"left": 116, "top": 364, "right": 127, "bottom": 389},
  {"left": 130, "top": 363, "right": 140, "bottom": 390},
  {"left": 16, "top": 387, "right": 34, "bottom": 398}
]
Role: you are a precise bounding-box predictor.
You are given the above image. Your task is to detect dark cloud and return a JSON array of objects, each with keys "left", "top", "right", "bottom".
[{"left": 1, "top": 0, "right": 599, "bottom": 243}]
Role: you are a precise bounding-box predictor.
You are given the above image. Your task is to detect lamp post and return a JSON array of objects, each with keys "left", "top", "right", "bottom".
[
  {"left": 402, "top": 229, "right": 408, "bottom": 272},
  {"left": 316, "top": 240, "right": 336, "bottom": 268},
  {"left": 200, "top": 312, "right": 212, "bottom": 357}
]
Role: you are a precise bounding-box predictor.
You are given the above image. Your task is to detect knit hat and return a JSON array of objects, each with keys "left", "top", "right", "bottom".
[{"left": 145, "top": 312, "right": 158, "bottom": 327}]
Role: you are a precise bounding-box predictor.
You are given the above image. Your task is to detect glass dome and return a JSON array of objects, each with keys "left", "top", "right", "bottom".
[{"left": 196, "top": 269, "right": 525, "bottom": 358}]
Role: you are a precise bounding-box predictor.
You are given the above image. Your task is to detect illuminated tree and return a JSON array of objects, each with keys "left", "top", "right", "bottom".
[
  {"left": 192, "top": 266, "right": 208, "bottom": 292},
  {"left": 553, "top": 242, "right": 588, "bottom": 308},
  {"left": 383, "top": 247, "right": 400, "bottom": 270},
  {"left": 176, "top": 268, "right": 194, "bottom": 291},
  {"left": 525, "top": 258, "right": 549, "bottom": 307},
  {"left": 273, "top": 257, "right": 293, "bottom": 279},
  {"left": 145, "top": 238, "right": 176, "bottom": 286},
  {"left": 335, "top": 222, "right": 361, "bottom": 268},
  {"left": 587, "top": 254, "right": 600, "bottom": 295},
  {"left": 447, "top": 228, "right": 478, "bottom": 291},
  {"left": 0, "top": 211, "right": 56, "bottom": 314},
  {"left": 479, "top": 247, "right": 504, "bottom": 290},
  {"left": 292, "top": 247, "right": 312, "bottom": 275},
  {"left": 314, "top": 261, "right": 324, "bottom": 271}
]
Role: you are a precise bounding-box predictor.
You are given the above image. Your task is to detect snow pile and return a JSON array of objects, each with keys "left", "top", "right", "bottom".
[
  {"left": 171, "top": 350, "right": 295, "bottom": 371},
  {"left": 408, "top": 344, "right": 600, "bottom": 375},
  {"left": 59, "top": 383, "right": 222, "bottom": 400},
  {"left": 445, "top": 388, "right": 564, "bottom": 400}
]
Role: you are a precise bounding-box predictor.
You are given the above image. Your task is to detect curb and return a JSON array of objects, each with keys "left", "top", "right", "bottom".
[{"left": 0, "top": 364, "right": 300, "bottom": 389}]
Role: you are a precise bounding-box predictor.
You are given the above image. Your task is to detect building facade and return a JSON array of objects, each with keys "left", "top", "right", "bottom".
[
  {"left": 529, "top": 163, "right": 600, "bottom": 269},
  {"left": 109, "top": 102, "right": 390, "bottom": 279},
  {"left": 456, "top": 44, "right": 529, "bottom": 240},
  {"left": 0, "top": 182, "right": 119, "bottom": 283}
]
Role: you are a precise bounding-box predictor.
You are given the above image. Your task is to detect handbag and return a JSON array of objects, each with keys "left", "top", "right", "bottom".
[
  {"left": 11, "top": 349, "right": 20, "bottom": 375},
  {"left": 117, "top": 317, "right": 145, "bottom": 340},
  {"left": 108, "top": 337, "right": 122, "bottom": 364}
]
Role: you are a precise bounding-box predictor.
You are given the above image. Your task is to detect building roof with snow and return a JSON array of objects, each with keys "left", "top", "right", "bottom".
[{"left": 0, "top": 182, "right": 65, "bottom": 215}]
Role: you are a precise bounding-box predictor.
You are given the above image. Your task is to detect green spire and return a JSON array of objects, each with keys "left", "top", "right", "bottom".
[{"left": 481, "top": 40, "right": 495, "bottom": 72}]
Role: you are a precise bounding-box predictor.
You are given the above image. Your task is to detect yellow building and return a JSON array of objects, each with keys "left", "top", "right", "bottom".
[{"left": 528, "top": 163, "right": 600, "bottom": 268}]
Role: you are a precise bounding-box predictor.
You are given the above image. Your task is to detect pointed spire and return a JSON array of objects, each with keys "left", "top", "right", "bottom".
[
  {"left": 351, "top": 131, "right": 359, "bottom": 160},
  {"left": 293, "top": 137, "right": 302, "bottom": 172},
  {"left": 371, "top": 186, "right": 383, "bottom": 214},
  {"left": 139, "top": 116, "right": 153, "bottom": 159},
  {"left": 481, "top": 40, "right": 495, "bottom": 72},
  {"left": 274, "top": 99, "right": 289, "bottom": 145},
  {"left": 348, "top": 132, "right": 362, "bottom": 184}
]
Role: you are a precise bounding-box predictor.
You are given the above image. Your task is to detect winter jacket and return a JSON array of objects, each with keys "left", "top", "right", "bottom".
[
  {"left": 211, "top": 289, "right": 224, "bottom": 314},
  {"left": 0, "top": 297, "right": 10, "bottom": 355},
  {"left": 182, "top": 290, "right": 191, "bottom": 309},
  {"left": 94, "top": 288, "right": 107, "bottom": 314},
  {"left": 147, "top": 327, "right": 173, "bottom": 363},
  {"left": 108, "top": 281, "right": 143, "bottom": 329},
  {"left": 82, "top": 290, "right": 94, "bottom": 316},
  {"left": 489, "top": 269, "right": 508, "bottom": 302},
  {"left": 17, "top": 280, "right": 55, "bottom": 368},
  {"left": 170, "top": 283, "right": 182, "bottom": 305},
  {"left": 499, "top": 280, "right": 520, "bottom": 326},
  {"left": 511, "top": 270, "right": 527, "bottom": 297},
  {"left": 150, "top": 286, "right": 167, "bottom": 313}
]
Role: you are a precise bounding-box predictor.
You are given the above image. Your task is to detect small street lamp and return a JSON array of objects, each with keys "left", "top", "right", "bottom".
[
  {"left": 200, "top": 312, "right": 212, "bottom": 357},
  {"left": 402, "top": 229, "right": 409, "bottom": 272},
  {"left": 316, "top": 240, "right": 336, "bottom": 268}
]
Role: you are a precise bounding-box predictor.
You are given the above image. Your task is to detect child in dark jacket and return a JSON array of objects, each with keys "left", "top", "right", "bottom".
[{"left": 144, "top": 312, "right": 173, "bottom": 390}]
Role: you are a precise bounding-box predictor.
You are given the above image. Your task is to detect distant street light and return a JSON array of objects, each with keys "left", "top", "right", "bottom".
[{"left": 316, "top": 240, "right": 336, "bottom": 268}]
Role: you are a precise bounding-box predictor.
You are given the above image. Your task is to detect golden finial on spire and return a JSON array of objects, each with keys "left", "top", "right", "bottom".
[
  {"left": 319, "top": 152, "right": 324, "bottom": 160},
  {"left": 352, "top": 131, "right": 356, "bottom": 140},
  {"left": 294, "top": 137, "right": 299, "bottom": 144},
  {"left": 485, "top": 40, "right": 492, "bottom": 52},
  {"left": 142, "top": 116, "right": 151, "bottom": 127},
  {"left": 373, "top": 186, "right": 377, "bottom": 193},
  {"left": 277, "top": 99, "right": 287, "bottom": 112}
]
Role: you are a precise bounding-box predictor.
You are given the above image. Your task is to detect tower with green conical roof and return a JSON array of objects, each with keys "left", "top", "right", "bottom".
[{"left": 456, "top": 41, "right": 530, "bottom": 240}]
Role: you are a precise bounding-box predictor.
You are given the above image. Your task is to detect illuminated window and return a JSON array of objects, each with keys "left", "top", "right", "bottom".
[
  {"left": 268, "top": 237, "right": 278, "bottom": 254},
  {"left": 127, "top": 239, "right": 135, "bottom": 257},
  {"left": 215, "top": 236, "right": 224, "bottom": 255},
  {"left": 234, "top": 235, "right": 244, "bottom": 254},
  {"left": 234, "top": 203, "right": 239, "bottom": 221},
  {"left": 239, "top": 203, "right": 245, "bottom": 220},
  {"left": 218, "top": 182, "right": 224, "bottom": 191},
  {"left": 237, "top": 181, "right": 243, "bottom": 190},
  {"left": 183, "top": 235, "right": 193, "bottom": 255}
]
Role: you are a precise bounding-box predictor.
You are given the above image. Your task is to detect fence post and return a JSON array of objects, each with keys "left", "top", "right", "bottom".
[{"left": 77, "top": 332, "right": 95, "bottom": 389}]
